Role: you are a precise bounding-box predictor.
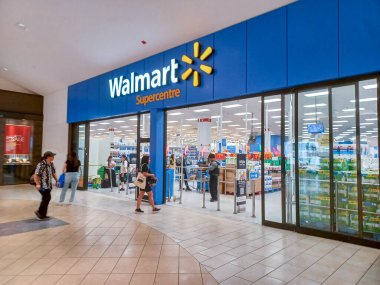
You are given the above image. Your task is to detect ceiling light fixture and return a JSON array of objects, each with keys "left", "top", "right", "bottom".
[
  {"left": 222, "top": 104, "right": 242, "bottom": 109},
  {"left": 304, "top": 91, "right": 328, "bottom": 97},
  {"left": 362, "top": 84, "right": 377, "bottom": 90},
  {"left": 350, "top": 98, "right": 377, "bottom": 103},
  {"left": 169, "top": 112, "right": 184, "bottom": 116},
  {"left": 342, "top": 108, "right": 364, "bottom": 112},
  {"left": 304, "top": 103, "right": 327, "bottom": 108},
  {"left": 234, "top": 112, "right": 251, "bottom": 116},
  {"left": 193, "top": 108, "right": 210, "bottom": 113}
]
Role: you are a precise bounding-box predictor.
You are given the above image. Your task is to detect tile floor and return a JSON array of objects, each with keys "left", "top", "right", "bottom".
[{"left": 0, "top": 184, "right": 379, "bottom": 285}]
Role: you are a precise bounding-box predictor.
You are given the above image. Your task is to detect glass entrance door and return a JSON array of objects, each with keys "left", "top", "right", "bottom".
[
  {"left": 136, "top": 113, "right": 150, "bottom": 200},
  {"left": 70, "top": 123, "right": 89, "bottom": 189}
]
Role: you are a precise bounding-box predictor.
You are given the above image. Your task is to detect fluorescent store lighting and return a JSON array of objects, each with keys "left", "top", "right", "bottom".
[
  {"left": 365, "top": 118, "right": 377, "bottom": 121},
  {"left": 169, "top": 112, "right": 184, "bottom": 116},
  {"left": 228, "top": 124, "right": 240, "bottom": 127},
  {"left": 211, "top": 115, "right": 220, "bottom": 118},
  {"left": 303, "top": 118, "right": 318, "bottom": 121},
  {"left": 129, "top": 118, "right": 138, "bottom": 121},
  {"left": 337, "top": 115, "right": 355, "bottom": 118},
  {"left": 266, "top": 108, "right": 281, "bottom": 112},
  {"left": 90, "top": 124, "right": 97, "bottom": 126},
  {"left": 251, "top": 123, "right": 261, "bottom": 125},
  {"left": 182, "top": 124, "right": 192, "bottom": 127},
  {"left": 342, "top": 108, "right": 364, "bottom": 112},
  {"left": 236, "top": 128, "right": 246, "bottom": 130},
  {"left": 193, "top": 108, "right": 210, "bottom": 112},
  {"left": 360, "top": 122, "right": 374, "bottom": 125},
  {"left": 99, "top": 122, "right": 110, "bottom": 125},
  {"left": 113, "top": 120, "right": 125, "bottom": 123},
  {"left": 333, "top": 125, "right": 343, "bottom": 127},
  {"left": 211, "top": 126, "right": 217, "bottom": 129},
  {"left": 222, "top": 121, "right": 232, "bottom": 123},
  {"left": 234, "top": 112, "right": 251, "bottom": 116},
  {"left": 304, "top": 103, "right": 327, "bottom": 108},
  {"left": 167, "top": 121, "right": 178, "bottom": 123},
  {"left": 304, "top": 91, "right": 328, "bottom": 97},
  {"left": 243, "top": 118, "right": 258, "bottom": 121},
  {"left": 97, "top": 128, "right": 106, "bottom": 131},
  {"left": 333, "top": 120, "right": 348, "bottom": 123},
  {"left": 259, "top": 98, "right": 281, "bottom": 103},
  {"left": 304, "top": 112, "right": 323, "bottom": 116},
  {"left": 114, "top": 131, "right": 122, "bottom": 133},
  {"left": 90, "top": 129, "right": 95, "bottom": 132},
  {"left": 363, "top": 84, "right": 378, "bottom": 90},
  {"left": 186, "top": 118, "right": 198, "bottom": 121},
  {"left": 222, "top": 104, "right": 242, "bottom": 108},
  {"left": 121, "top": 126, "right": 130, "bottom": 128},
  {"left": 350, "top": 98, "right": 377, "bottom": 103}
]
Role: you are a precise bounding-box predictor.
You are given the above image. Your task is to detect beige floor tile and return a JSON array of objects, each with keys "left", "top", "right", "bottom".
[
  {"left": 300, "top": 263, "right": 336, "bottom": 283},
  {"left": 193, "top": 253, "right": 209, "bottom": 262},
  {"left": 112, "top": 235, "right": 132, "bottom": 246},
  {"left": 287, "top": 276, "right": 321, "bottom": 285},
  {"left": 77, "top": 235, "right": 102, "bottom": 245},
  {"left": 95, "top": 236, "right": 117, "bottom": 246},
  {"left": 44, "top": 245, "right": 74, "bottom": 258},
  {"left": 55, "top": 274, "right": 86, "bottom": 285},
  {"left": 179, "top": 248, "right": 191, "bottom": 257},
  {"left": 89, "top": 227, "right": 110, "bottom": 235},
  {"left": 236, "top": 263, "right": 275, "bottom": 283},
  {"left": 154, "top": 273, "right": 178, "bottom": 285},
  {"left": 6, "top": 275, "right": 36, "bottom": 285},
  {"left": 323, "top": 276, "right": 356, "bottom": 285},
  {"left": 178, "top": 273, "right": 202, "bottom": 285},
  {"left": 129, "top": 273, "right": 155, "bottom": 285},
  {"left": 122, "top": 245, "right": 144, "bottom": 257},
  {"left": 64, "top": 245, "right": 91, "bottom": 257},
  {"left": 141, "top": 245, "right": 162, "bottom": 257},
  {"left": 0, "top": 275, "right": 15, "bottom": 285},
  {"left": 220, "top": 276, "right": 251, "bottom": 285},
  {"left": 66, "top": 257, "right": 99, "bottom": 274},
  {"left": 106, "top": 273, "right": 133, "bottom": 285},
  {"left": 210, "top": 263, "right": 244, "bottom": 283},
  {"left": 81, "top": 273, "right": 110, "bottom": 285},
  {"left": 268, "top": 264, "right": 304, "bottom": 282},
  {"left": 157, "top": 257, "right": 179, "bottom": 274},
  {"left": 226, "top": 245, "right": 256, "bottom": 258},
  {"left": 201, "top": 274, "right": 218, "bottom": 285},
  {"left": 91, "top": 258, "right": 119, "bottom": 274},
  {"left": 102, "top": 246, "right": 127, "bottom": 258},
  {"left": 0, "top": 258, "right": 38, "bottom": 275},
  {"left": 253, "top": 276, "right": 285, "bottom": 285},
  {"left": 253, "top": 245, "right": 282, "bottom": 258},
  {"left": 329, "top": 263, "right": 367, "bottom": 283},
  {"left": 112, "top": 258, "right": 139, "bottom": 274},
  {"left": 81, "top": 245, "right": 111, "bottom": 259},
  {"left": 135, "top": 257, "right": 159, "bottom": 274},
  {"left": 0, "top": 259, "right": 17, "bottom": 272},
  {"left": 179, "top": 257, "right": 200, "bottom": 273},
  {"left": 200, "top": 245, "right": 232, "bottom": 258},
  {"left": 161, "top": 245, "right": 180, "bottom": 257},
  {"left": 202, "top": 253, "right": 237, "bottom": 269},
  {"left": 30, "top": 274, "right": 63, "bottom": 285},
  {"left": 163, "top": 236, "right": 177, "bottom": 245},
  {"left": 259, "top": 254, "right": 291, "bottom": 269},
  {"left": 20, "top": 258, "right": 58, "bottom": 275},
  {"left": 231, "top": 253, "right": 264, "bottom": 269},
  {"left": 106, "top": 228, "right": 123, "bottom": 236},
  {"left": 287, "top": 253, "right": 319, "bottom": 269},
  {"left": 316, "top": 254, "right": 348, "bottom": 269},
  {"left": 44, "top": 258, "right": 79, "bottom": 275}
]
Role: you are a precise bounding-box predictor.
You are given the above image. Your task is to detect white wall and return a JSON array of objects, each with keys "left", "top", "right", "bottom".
[
  {"left": 0, "top": 77, "right": 34, "bottom": 94},
  {"left": 42, "top": 89, "right": 68, "bottom": 176}
]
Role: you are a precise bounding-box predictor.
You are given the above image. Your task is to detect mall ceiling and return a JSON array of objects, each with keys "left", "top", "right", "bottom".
[{"left": 0, "top": 0, "right": 296, "bottom": 96}]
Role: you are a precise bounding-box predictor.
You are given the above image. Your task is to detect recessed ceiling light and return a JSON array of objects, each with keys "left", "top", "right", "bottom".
[
  {"left": 167, "top": 121, "right": 178, "bottom": 123},
  {"left": 129, "top": 118, "right": 138, "bottom": 121},
  {"left": 193, "top": 109, "right": 210, "bottom": 113},
  {"left": 222, "top": 121, "right": 232, "bottom": 123},
  {"left": 362, "top": 84, "right": 377, "bottom": 90},
  {"left": 304, "top": 103, "right": 327, "bottom": 108},
  {"left": 342, "top": 108, "right": 364, "bottom": 112},
  {"left": 350, "top": 98, "right": 377, "bottom": 103},
  {"left": 234, "top": 112, "right": 251, "bottom": 116},
  {"left": 2, "top": 67, "right": 9, "bottom": 72},
  {"left": 113, "top": 120, "right": 125, "bottom": 123},
  {"left": 304, "top": 91, "right": 328, "bottom": 97},
  {"left": 258, "top": 98, "right": 281, "bottom": 103},
  {"left": 222, "top": 104, "right": 242, "bottom": 108},
  {"left": 99, "top": 122, "right": 110, "bottom": 125},
  {"left": 186, "top": 118, "right": 198, "bottom": 121}
]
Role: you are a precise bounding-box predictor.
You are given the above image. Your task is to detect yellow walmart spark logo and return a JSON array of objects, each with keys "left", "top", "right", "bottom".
[{"left": 181, "top": 42, "right": 213, "bottom": 87}]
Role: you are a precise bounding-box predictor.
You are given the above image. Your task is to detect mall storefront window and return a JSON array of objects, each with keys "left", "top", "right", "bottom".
[{"left": 164, "top": 76, "right": 379, "bottom": 244}]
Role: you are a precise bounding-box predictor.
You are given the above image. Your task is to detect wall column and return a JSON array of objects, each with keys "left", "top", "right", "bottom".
[{"left": 149, "top": 109, "right": 165, "bottom": 205}]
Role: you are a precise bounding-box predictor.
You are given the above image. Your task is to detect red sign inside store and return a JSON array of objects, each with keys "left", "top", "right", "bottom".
[{"left": 4, "top": 125, "right": 32, "bottom": 155}]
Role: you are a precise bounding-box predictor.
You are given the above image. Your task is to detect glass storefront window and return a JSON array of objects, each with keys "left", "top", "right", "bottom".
[
  {"left": 358, "top": 79, "right": 379, "bottom": 240},
  {"left": 263, "top": 95, "right": 282, "bottom": 223},
  {"left": 298, "top": 88, "right": 331, "bottom": 231},
  {"left": 332, "top": 84, "right": 358, "bottom": 235}
]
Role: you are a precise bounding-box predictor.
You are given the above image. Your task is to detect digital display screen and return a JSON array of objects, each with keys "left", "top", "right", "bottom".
[{"left": 307, "top": 123, "right": 324, "bottom": 134}]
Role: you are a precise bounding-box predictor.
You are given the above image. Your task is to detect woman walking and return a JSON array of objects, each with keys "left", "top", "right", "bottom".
[
  {"left": 59, "top": 152, "right": 81, "bottom": 204},
  {"left": 135, "top": 155, "right": 160, "bottom": 213}
]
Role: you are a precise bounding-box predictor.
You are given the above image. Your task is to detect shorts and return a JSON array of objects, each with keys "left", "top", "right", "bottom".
[{"left": 141, "top": 187, "right": 152, "bottom": 193}]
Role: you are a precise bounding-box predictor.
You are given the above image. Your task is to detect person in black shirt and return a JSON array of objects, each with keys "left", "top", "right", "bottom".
[
  {"left": 59, "top": 152, "right": 81, "bottom": 204},
  {"left": 135, "top": 155, "right": 160, "bottom": 213},
  {"left": 208, "top": 153, "right": 219, "bottom": 202}
]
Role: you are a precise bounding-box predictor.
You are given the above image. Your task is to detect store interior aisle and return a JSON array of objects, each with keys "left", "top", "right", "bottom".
[{"left": 1, "top": 185, "right": 379, "bottom": 285}]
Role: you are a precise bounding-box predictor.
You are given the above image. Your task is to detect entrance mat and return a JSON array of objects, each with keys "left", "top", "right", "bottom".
[{"left": 0, "top": 218, "right": 69, "bottom": 236}]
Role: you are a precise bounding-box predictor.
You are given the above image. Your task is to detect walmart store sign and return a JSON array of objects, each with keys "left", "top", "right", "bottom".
[{"left": 109, "top": 59, "right": 179, "bottom": 98}]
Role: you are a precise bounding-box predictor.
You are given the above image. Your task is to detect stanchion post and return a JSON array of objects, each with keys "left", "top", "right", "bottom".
[
  {"left": 202, "top": 175, "right": 206, "bottom": 208},
  {"left": 252, "top": 179, "right": 256, "bottom": 218},
  {"left": 233, "top": 181, "right": 237, "bottom": 214},
  {"left": 179, "top": 169, "right": 183, "bottom": 204},
  {"left": 217, "top": 176, "right": 220, "bottom": 211}
]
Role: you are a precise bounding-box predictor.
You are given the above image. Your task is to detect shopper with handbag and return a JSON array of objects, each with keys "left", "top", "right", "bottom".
[
  {"left": 119, "top": 154, "right": 129, "bottom": 193},
  {"left": 58, "top": 151, "right": 81, "bottom": 205},
  {"left": 135, "top": 155, "right": 160, "bottom": 213}
]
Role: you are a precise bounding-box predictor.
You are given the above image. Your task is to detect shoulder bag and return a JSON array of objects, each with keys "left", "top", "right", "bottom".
[{"left": 133, "top": 164, "right": 147, "bottom": 189}]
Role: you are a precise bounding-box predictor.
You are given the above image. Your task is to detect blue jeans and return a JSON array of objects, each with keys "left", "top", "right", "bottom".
[{"left": 59, "top": 172, "right": 80, "bottom": 203}]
